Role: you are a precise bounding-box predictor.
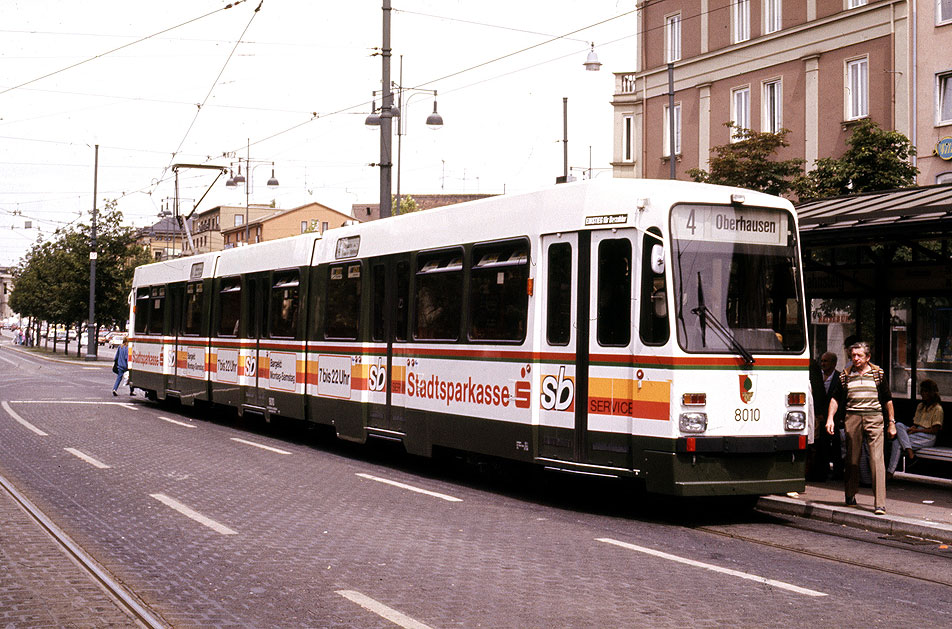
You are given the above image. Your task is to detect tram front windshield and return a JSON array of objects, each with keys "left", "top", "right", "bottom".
[{"left": 670, "top": 203, "right": 805, "bottom": 355}]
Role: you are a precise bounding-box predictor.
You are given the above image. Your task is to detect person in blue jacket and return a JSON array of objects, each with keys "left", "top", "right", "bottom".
[{"left": 112, "top": 337, "right": 133, "bottom": 396}]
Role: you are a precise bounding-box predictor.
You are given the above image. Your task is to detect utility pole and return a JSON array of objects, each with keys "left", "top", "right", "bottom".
[
  {"left": 379, "top": 0, "right": 394, "bottom": 219},
  {"left": 85, "top": 144, "right": 99, "bottom": 360}
]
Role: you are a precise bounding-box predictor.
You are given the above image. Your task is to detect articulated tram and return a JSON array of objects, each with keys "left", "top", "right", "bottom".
[{"left": 129, "top": 179, "right": 810, "bottom": 496}]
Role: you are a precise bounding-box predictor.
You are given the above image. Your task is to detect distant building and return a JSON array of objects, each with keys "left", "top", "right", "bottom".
[
  {"left": 136, "top": 216, "right": 197, "bottom": 261},
  {"left": 220, "top": 201, "right": 357, "bottom": 248},
  {"left": 191, "top": 204, "right": 276, "bottom": 253},
  {"left": 353, "top": 193, "right": 498, "bottom": 221},
  {"left": 612, "top": 1, "right": 952, "bottom": 186}
]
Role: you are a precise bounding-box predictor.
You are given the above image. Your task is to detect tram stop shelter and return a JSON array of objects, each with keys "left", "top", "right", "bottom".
[{"left": 797, "top": 184, "right": 952, "bottom": 451}]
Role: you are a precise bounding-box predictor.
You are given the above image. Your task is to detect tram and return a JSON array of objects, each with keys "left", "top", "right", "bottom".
[{"left": 128, "top": 178, "right": 810, "bottom": 496}]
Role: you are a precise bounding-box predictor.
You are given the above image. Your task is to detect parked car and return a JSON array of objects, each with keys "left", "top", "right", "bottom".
[{"left": 107, "top": 332, "right": 127, "bottom": 348}]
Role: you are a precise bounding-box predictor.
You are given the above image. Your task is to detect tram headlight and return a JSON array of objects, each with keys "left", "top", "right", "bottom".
[
  {"left": 679, "top": 412, "right": 707, "bottom": 434},
  {"left": 784, "top": 411, "right": 807, "bottom": 431}
]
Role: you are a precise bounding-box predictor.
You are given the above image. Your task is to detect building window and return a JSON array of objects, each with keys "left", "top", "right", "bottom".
[
  {"left": 764, "top": 0, "right": 781, "bottom": 34},
  {"left": 846, "top": 57, "right": 869, "bottom": 120},
  {"left": 731, "top": 87, "right": 751, "bottom": 140},
  {"left": 941, "top": 0, "right": 952, "bottom": 24},
  {"left": 763, "top": 79, "right": 782, "bottom": 133},
  {"left": 662, "top": 103, "right": 682, "bottom": 156},
  {"left": 234, "top": 214, "right": 244, "bottom": 227},
  {"left": 665, "top": 13, "right": 681, "bottom": 63},
  {"left": 936, "top": 172, "right": 952, "bottom": 184},
  {"left": 939, "top": 72, "right": 952, "bottom": 125},
  {"left": 732, "top": 0, "right": 750, "bottom": 43},
  {"left": 623, "top": 115, "right": 634, "bottom": 162},
  {"left": 847, "top": 0, "right": 867, "bottom": 8}
]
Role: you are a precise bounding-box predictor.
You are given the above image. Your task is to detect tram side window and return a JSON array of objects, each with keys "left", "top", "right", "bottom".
[
  {"left": 218, "top": 278, "right": 241, "bottom": 337},
  {"left": 414, "top": 249, "right": 462, "bottom": 341},
  {"left": 134, "top": 288, "right": 150, "bottom": 334},
  {"left": 469, "top": 240, "right": 529, "bottom": 342},
  {"left": 325, "top": 263, "right": 361, "bottom": 340},
  {"left": 597, "top": 239, "right": 632, "bottom": 346},
  {"left": 269, "top": 271, "right": 300, "bottom": 339},
  {"left": 183, "top": 281, "right": 203, "bottom": 336},
  {"left": 148, "top": 286, "right": 166, "bottom": 335},
  {"left": 639, "top": 228, "right": 669, "bottom": 345},
  {"left": 547, "top": 243, "right": 572, "bottom": 346}
]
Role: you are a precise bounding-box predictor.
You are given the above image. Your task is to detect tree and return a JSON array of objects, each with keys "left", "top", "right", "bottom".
[
  {"left": 688, "top": 124, "right": 805, "bottom": 197},
  {"left": 9, "top": 202, "right": 151, "bottom": 339},
  {"left": 394, "top": 195, "right": 419, "bottom": 215},
  {"left": 797, "top": 119, "right": 918, "bottom": 201}
]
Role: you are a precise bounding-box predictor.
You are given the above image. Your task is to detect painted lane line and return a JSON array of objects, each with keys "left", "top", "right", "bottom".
[
  {"left": 230, "top": 437, "right": 291, "bottom": 455},
  {"left": 149, "top": 493, "right": 238, "bottom": 536},
  {"left": 11, "top": 400, "right": 138, "bottom": 410},
  {"left": 0, "top": 354, "right": 17, "bottom": 366},
  {"left": 64, "top": 447, "right": 111, "bottom": 469},
  {"left": 158, "top": 416, "right": 197, "bottom": 429},
  {"left": 2, "top": 400, "right": 48, "bottom": 436},
  {"left": 336, "top": 590, "right": 433, "bottom": 629},
  {"left": 596, "top": 538, "right": 827, "bottom": 597},
  {"left": 355, "top": 473, "right": 462, "bottom": 503}
]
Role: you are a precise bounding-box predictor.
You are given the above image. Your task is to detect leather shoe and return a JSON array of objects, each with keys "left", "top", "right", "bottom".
[
  {"left": 845, "top": 496, "right": 857, "bottom": 506},
  {"left": 874, "top": 506, "right": 886, "bottom": 515}
]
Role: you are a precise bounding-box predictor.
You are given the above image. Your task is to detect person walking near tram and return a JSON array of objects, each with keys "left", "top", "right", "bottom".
[
  {"left": 826, "top": 341, "right": 896, "bottom": 515},
  {"left": 112, "top": 337, "right": 133, "bottom": 396}
]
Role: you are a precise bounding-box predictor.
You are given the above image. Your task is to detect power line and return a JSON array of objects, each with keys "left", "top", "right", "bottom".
[{"left": 0, "top": 1, "right": 250, "bottom": 97}]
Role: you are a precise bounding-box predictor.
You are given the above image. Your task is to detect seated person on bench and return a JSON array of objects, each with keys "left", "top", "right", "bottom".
[{"left": 888, "top": 379, "right": 944, "bottom": 476}]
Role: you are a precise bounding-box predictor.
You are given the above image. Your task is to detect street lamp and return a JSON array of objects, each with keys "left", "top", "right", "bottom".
[
  {"left": 227, "top": 139, "right": 279, "bottom": 246},
  {"left": 367, "top": 56, "right": 444, "bottom": 216}
]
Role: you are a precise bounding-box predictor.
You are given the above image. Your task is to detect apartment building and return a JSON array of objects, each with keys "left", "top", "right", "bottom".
[
  {"left": 612, "top": 0, "right": 952, "bottom": 186},
  {"left": 220, "top": 201, "right": 357, "bottom": 248}
]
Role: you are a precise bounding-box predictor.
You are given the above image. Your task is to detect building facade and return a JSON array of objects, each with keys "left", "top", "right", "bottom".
[
  {"left": 613, "top": 0, "right": 952, "bottom": 186},
  {"left": 220, "top": 202, "right": 357, "bottom": 248},
  {"left": 136, "top": 216, "right": 195, "bottom": 261},
  {"left": 0, "top": 267, "right": 13, "bottom": 320},
  {"left": 191, "top": 204, "right": 275, "bottom": 253}
]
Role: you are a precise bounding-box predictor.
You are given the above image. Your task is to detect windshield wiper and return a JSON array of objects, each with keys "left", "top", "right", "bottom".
[{"left": 691, "top": 272, "right": 755, "bottom": 367}]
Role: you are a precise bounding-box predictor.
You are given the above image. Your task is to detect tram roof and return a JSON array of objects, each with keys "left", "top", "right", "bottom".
[{"left": 796, "top": 184, "right": 952, "bottom": 245}]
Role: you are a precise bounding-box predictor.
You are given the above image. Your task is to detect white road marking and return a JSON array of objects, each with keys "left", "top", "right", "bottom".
[
  {"left": 158, "top": 416, "right": 197, "bottom": 429},
  {"left": 0, "top": 354, "right": 17, "bottom": 366},
  {"left": 64, "top": 447, "right": 111, "bottom": 469},
  {"left": 336, "top": 590, "right": 433, "bottom": 629},
  {"left": 2, "top": 400, "right": 48, "bottom": 436},
  {"left": 355, "top": 473, "right": 462, "bottom": 503},
  {"left": 149, "top": 493, "right": 237, "bottom": 536},
  {"left": 11, "top": 400, "right": 137, "bottom": 410},
  {"left": 230, "top": 437, "right": 291, "bottom": 455},
  {"left": 596, "top": 538, "right": 827, "bottom": 597}
]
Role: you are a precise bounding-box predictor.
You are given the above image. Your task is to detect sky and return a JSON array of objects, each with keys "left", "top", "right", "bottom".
[{"left": 0, "top": 0, "right": 639, "bottom": 266}]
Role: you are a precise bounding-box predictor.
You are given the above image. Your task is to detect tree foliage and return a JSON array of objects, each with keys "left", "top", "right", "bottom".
[
  {"left": 688, "top": 124, "right": 805, "bottom": 197},
  {"left": 797, "top": 119, "right": 918, "bottom": 201},
  {"left": 394, "top": 195, "right": 419, "bottom": 215},
  {"left": 9, "top": 201, "right": 151, "bottom": 329}
]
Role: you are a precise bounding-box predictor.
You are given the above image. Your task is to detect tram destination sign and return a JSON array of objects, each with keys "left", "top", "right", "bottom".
[
  {"left": 670, "top": 204, "right": 786, "bottom": 246},
  {"left": 585, "top": 214, "right": 628, "bottom": 226}
]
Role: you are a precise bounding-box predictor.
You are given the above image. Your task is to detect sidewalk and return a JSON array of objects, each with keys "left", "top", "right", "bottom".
[
  {"left": 758, "top": 474, "right": 952, "bottom": 543},
  {"left": 1, "top": 329, "right": 113, "bottom": 365}
]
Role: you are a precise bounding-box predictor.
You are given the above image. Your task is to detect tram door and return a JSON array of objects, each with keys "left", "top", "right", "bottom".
[
  {"left": 537, "top": 230, "right": 635, "bottom": 469},
  {"left": 368, "top": 255, "right": 410, "bottom": 436},
  {"left": 168, "top": 282, "right": 185, "bottom": 395},
  {"left": 537, "top": 232, "right": 584, "bottom": 461},
  {"left": 242, "top": 272, "right": 269, "bottom": 409}
]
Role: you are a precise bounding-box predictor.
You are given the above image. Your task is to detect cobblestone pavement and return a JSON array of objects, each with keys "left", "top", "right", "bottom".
[
  {"left": 2, "top": 342, "right": 951, "bottom": 627},
  {"left": 0, "top": 483, "right": 139, "bottom": 627}
]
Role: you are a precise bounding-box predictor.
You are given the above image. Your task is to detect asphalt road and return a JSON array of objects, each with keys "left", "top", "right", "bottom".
[{"left": 1, "top": 342, "right": 950, "bottom": 627}]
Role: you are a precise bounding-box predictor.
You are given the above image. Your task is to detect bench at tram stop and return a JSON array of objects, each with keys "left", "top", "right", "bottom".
[{"left": 897, "top": 417, "right": 952, "bottom": 480}]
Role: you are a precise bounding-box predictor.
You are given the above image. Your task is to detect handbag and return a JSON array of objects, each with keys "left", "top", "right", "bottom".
[{"left": 112, "top": 360, "right": 119, "bottom": 374}]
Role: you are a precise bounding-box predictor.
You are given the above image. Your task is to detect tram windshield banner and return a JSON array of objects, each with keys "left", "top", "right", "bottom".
[{"left": 670, "top": 204, "right": 805, "bottom": 355}]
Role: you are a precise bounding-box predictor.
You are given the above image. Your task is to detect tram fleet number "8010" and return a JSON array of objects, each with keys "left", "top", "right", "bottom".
[{"left": 735, "top": 408, "right": 761, "bottom": 421}]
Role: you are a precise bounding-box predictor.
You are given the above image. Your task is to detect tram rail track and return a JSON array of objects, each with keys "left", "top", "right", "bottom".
[
  {"left": 0, "top": 472, "right": 167, "bottom": 629},
  {"left": 696, "top": 517, "right": 952, "bottom": 589}
]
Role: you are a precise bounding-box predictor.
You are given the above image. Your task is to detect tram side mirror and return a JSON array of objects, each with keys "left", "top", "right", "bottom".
[{"left": 650, "top": 244, "right": 665, "bottom": 275}]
